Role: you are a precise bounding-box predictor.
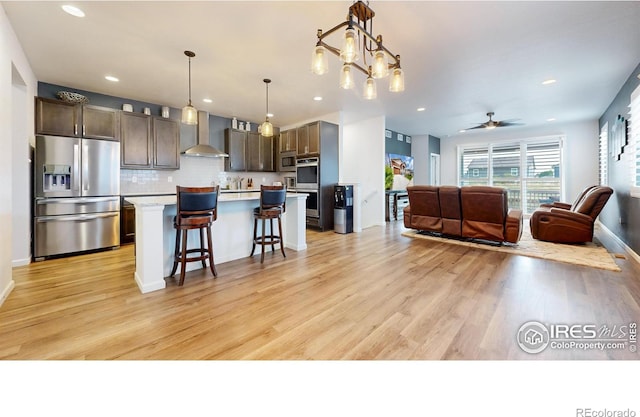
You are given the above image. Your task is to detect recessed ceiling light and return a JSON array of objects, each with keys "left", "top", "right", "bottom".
[
  {"left": 546, "top": 118, "right": 556, "bottom": 122},
  {"left": 313, "top": 96, "right": 323, "bottom": 101},
  {"left": 542, "top": 79, "right": 557, "bottom": 85},
  {"left": 417, "top": 107, "right": 426, "bottom": 112},
  {"left": 459, "top": 129, "right": 466, "bottom": 133},
  {"left": 202, "top": 98, "right": 212, "bottom": 103},
  {"left": 105, "top": 75, "right": 119, "bottom": 82},
  {"left": 62, "top": 5, "right": 85, "bottom": 17},
  {"left": 267, "top": 113, "right": 274, "bottom": 118}
]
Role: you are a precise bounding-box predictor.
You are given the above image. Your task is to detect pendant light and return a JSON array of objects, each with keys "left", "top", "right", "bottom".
[
  {"left": 340, "top": 63, "right": 354, "bottom": 89},
  {"left": 311, "top": 44, "right": 329, "bottom": 75},
  {"left": 363, "top": 67, "right": 377, "bottom": 100},
  {"left": 181, "top": 50, "right": 197, "bottom": 125},
  {"left": 260, "top": 79, "right": 274, "bottom": 137}
]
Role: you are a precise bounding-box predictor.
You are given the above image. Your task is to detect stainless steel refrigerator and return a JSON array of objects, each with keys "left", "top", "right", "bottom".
[{"left": 34, "top": 135, "right": 120, "bottom": 259}]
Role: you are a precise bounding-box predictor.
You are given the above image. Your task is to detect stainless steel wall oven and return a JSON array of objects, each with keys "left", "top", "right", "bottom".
[{"left": 296, "top": 157, "right": 319, "bottom": 189}]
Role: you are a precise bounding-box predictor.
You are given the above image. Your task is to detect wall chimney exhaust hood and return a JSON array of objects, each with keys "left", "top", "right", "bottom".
[{"left": 181, "top": 111, "right": 228, "bottom": 158}]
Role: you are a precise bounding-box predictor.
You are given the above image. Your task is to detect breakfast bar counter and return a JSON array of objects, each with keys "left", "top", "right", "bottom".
[{"left": 126, "top": 192, "right": 307, "bottom": 293}]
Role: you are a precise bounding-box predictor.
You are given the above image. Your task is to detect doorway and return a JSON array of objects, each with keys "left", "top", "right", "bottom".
[{"left": 430, "top": 153, "right": 440, "bottom": 186}]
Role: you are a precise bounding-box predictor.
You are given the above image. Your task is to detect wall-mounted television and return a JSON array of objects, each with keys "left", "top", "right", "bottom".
[{"left": 385, "top": 153, "right": 414, "bottom": 190}]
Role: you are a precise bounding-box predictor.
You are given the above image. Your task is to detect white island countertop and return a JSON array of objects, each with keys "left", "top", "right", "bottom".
[
  {"left": 125, "top": 192, "right": 303, "bottom": 206},
  {"left": 125, "top": 192, "right": 307, "bottom": 293}
]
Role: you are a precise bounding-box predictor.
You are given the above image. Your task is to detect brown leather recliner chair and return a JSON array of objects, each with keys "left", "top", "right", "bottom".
[
  {"left": 529, "top": 185, "right": 613, "bottom": 243},
  {"left": 403, "top": 185, "right": 442, "bottom": 233}
]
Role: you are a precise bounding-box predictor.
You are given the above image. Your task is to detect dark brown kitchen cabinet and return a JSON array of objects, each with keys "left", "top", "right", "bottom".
[
  {"left": 279, "top": 129, "right": 297, "bottom": 152},
  {"left": 225, "top": 128, "right": 248, "bottom": 171},
  {"left": 248, "top": 132, "right": 275, "bottom": 172},
  {"left": 120, "top": 112, "right": 179, "bottom": 169},
  {"left": 296, "top": 122, "right": 320, "bottom": 156},
  {"left": 35, "top": 97, "right": 119, "bottom": 140},
  {"left": 225, "top": 128, "right": 275, "bottom": 172},
  {"left": 153, "top": 117, "right": 180, "bottom": 169},
  {"left": 82, "top": 105, "right": 119, "bottom": 140},
  {"left": 120, "top": 197, "right": 136, "bottom": 244},
  {"left": 120, "top": 112, "right": 151, "bottom": 168}
]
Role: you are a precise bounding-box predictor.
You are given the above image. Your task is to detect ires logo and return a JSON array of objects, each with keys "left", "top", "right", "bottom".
[{"left": 517, "top": 321, "right": 638, "bottom": 354}]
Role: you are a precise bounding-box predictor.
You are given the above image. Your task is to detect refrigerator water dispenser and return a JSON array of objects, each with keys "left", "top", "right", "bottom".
[{"left": 43, "top": 164, "right": 71, "bottom": 192}]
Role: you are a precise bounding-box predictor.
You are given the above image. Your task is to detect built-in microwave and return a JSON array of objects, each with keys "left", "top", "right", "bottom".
[
  {"left": 278, "top": 151, "right": 297, "bottom": 172},
  {"left": 296, "top": 157, "right": 319, "bottom": 189}
]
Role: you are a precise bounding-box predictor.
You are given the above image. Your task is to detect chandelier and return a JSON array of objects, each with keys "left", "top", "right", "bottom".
[{"left": 311, "top": 1, "right": 404, "bottom": 100}]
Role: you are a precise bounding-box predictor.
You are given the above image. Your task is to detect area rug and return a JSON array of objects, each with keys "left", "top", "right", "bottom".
[{"left": 401, "top": 223, "right": 621, "bottom": 272}]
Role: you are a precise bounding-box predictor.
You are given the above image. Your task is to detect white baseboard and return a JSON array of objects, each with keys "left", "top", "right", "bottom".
[
  {"left": 0, "top": 280, "right": 16, "bottom": 308},
  {"left": 12, "top": 257, "right": 31, "bottom": 267},
  {"left": 596, "top": 220, "right": 640, "bottom": 266}
]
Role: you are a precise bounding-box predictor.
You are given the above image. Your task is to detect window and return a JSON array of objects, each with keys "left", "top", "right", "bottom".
[
  {"left": 459, "top": 146, "right": 489, "bottom": 186},
  {"left": 629, "top": 85, "right": 640, "bottom": 198},
  {"left": 599, "top": 122, "right": 608, "bottom": 185},
  {"left": 458, "top": 137, "right": 563, "bottom": 213}
]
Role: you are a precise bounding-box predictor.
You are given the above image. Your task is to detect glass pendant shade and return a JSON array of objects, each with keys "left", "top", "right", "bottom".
[
  {"left": 311, "top": 45, "right": 329, "bottom": 75},
  {"left": 340, "top": 28, "right": 359, "bottom": 63},
  {"left": 181, "top": 103, "right": 197, "bottom": 125},
  {"left": 363, "top": 76, "right": 377, "bottom": 100},
  {"left": 261, "top": 120, "right": 274, "bottom": 137},
  {"left": 389, "top": 67, "right": 405, "bottom": 92},
  {"left": 371, "top": 50, "right": 389, "bottom": 79},
  {"left": 340, "top": 64, "right": 354, "bottom": 89}
]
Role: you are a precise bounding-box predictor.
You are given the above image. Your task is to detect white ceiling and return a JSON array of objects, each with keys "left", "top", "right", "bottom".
[{"left": 3, "top": 1, "right": 640, "bottom": 138}]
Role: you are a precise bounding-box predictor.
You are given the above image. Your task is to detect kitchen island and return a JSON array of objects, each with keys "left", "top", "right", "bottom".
[{"left": 125, "top": 192, "right": 307, "bottom": 293}]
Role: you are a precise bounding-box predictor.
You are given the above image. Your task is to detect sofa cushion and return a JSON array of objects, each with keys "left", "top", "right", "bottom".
[
  {"left": 406, "top": 185, "right": 442, "bottom": 232},
  {"left": 439, "top": 186, "right": 462, "bottom": 236},
  {"left": 460, "top": 186, "right": 508, "bottom": 241}
]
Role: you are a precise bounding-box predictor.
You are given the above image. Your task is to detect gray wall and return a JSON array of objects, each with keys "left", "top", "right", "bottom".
[
  {"left": 384, "top": 128, "right": 411, "bottom": 156},
  {"left": 598, "top": 62, "right": 640, "bottom": 254}
]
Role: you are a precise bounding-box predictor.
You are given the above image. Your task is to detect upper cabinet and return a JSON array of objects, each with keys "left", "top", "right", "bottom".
[
  {"left": 296, "top": 122, "right": 320, "bottom": 156},
  {"left": 225, "top": 128, "right": 275, "bottom": 172},
  {"left": 279, "top": 129, "right": 297, "bottom": 153},
  {"left": 35, "top": 97, "right": 119, "bottom": 140},
  {"left": 120, "top": 112, "right": 179, "bottom": 170},
  {"left": 248, "top": 132, "right": 275, "bottom": 172}
]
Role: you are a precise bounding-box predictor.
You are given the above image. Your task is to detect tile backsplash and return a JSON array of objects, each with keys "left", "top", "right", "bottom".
[{"left": 121, "top": 156, "right": 285, "bottom": 195}]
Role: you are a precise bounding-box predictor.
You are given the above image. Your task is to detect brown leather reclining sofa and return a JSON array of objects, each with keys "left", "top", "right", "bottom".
[
  {"left": 403, "top": 185, "right": 523, "bottom": 244},
  {"left": 529, "top": 185, "right": 613, "bottom": 243}
]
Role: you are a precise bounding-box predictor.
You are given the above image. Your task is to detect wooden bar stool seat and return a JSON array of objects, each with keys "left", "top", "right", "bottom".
[
  {"left": 250, "top": 185, "right": 286, "bottom": 263},
  {"left": 170, "top": 186, "right": 219, "bottom": 286}
]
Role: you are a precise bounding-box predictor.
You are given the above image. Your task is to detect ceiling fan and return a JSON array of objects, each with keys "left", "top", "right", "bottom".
[{"left": 466, "top": 112, "right": 524, "bottom": 130}]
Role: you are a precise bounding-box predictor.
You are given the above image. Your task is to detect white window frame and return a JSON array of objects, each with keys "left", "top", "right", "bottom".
[
  {"left": 629, "top": 85, "right": 640, "bottom": 198},
  {"left": 457, "top": 136, "right": 564, "bottom": 212},
  {"left": 599, "top": 122, "right": 608, "bottom": 186}
]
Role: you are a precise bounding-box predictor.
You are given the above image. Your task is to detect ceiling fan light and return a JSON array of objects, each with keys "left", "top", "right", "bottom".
[
  {"left": 181, "top": 104, "right": 197, "bottom": 125},
  {"left": 371, "top": 50, "right": 389, "bottom": 79},
  {"left": 340, "top": 64, "right": 355, "bottom": 89},
  {"left": 340, "top": 28, "right": 359, "bottom": 63},
  {"left": 363, "top": 76, "right": 377, "bottom": 100},
  {"left": 389, "top": 67, "right": 405, "bottom": 92},
  {"left": 311, "top": 45, "right": 329, "bottom": 75}
]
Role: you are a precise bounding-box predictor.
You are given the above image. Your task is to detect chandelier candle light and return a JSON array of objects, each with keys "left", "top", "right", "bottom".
[
  {"left": 182, "top": 50, "right": 197, "bottom": 125},
  {"left": 260, "top": 79, "right": 274, "bottom": 137},
  {"left": 312, "top": 1, "right": 404, "bottom": 99}
]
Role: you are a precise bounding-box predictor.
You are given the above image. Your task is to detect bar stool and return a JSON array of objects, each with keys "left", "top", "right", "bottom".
[
  {"left": 170, "top": 185, "right": 219, "bottom": 286},
  {"left": 250, "top": 185, "right": 286, "bottom": 263}
]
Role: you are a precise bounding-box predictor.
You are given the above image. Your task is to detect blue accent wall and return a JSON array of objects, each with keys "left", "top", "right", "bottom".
[{"left": 385, "top": 128, "right": 411, "bottom": 156}]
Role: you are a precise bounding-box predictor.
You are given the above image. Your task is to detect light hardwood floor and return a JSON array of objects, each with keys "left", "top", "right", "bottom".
[{"left": 1, "top": 223, "right": 639, "bottom": 359}]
